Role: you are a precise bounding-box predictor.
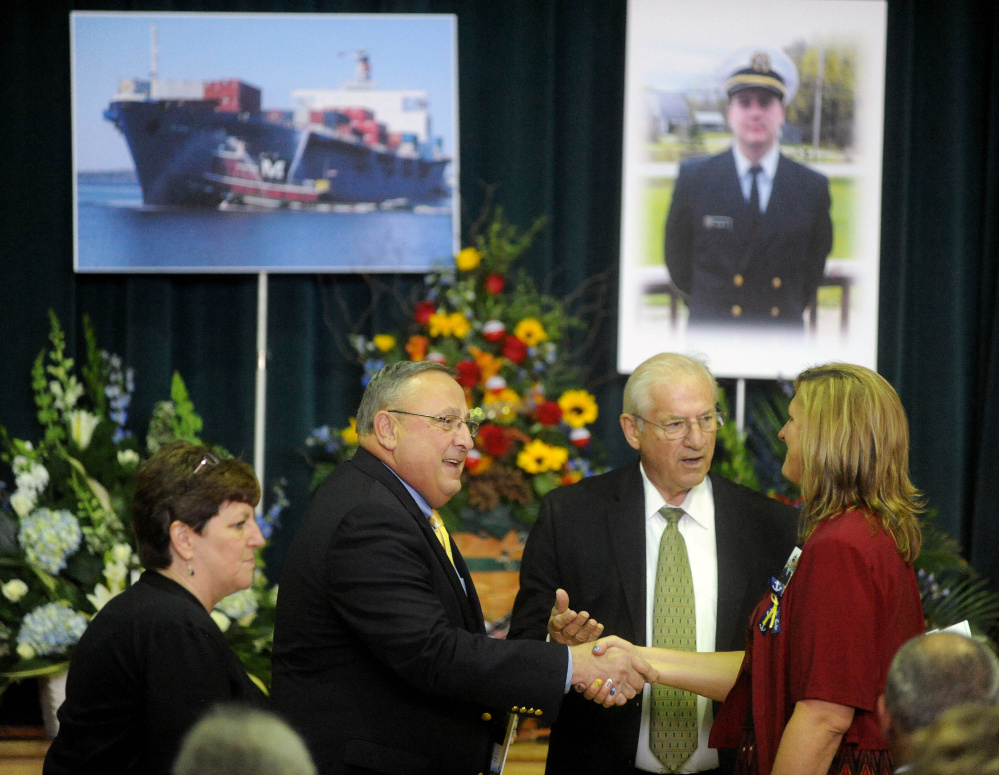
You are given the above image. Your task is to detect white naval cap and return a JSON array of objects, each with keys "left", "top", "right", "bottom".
[{"left": 717, "top": 46, "right": 799, "bottom": 105}]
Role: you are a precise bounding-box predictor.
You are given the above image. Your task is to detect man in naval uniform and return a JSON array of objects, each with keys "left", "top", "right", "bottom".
[{"left": 664, "top": 47, "right": 833, "bottom": 328}]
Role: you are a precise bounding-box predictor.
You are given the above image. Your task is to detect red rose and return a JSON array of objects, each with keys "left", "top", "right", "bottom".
[
  {"left": 455, "top": 359, "right": 482, "bottom": 388},
  {"left": 414, "top": 301, "right": 437, "bottom": 326},
  {"left": 535, "top": 400, "right": 563, "bottom": 426},
  {"left": 502, "top": 334, "right": 528, "bottom": 364},
  {"left": 478, "top": 424, "right": 513, "bottom": 457},
  {"left": 484, "top": 273, "right": 505, "bottom": 295}
]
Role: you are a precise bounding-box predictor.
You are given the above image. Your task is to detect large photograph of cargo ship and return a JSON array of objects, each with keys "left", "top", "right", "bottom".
[{"left": 72, "top": 12, "right": 458, "bottom": 273}]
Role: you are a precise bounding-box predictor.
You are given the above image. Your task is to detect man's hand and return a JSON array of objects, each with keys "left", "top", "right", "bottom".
[
  {"left": 548, "top": 588, "right": 604, "bottom": 645},
  {"left": 569, "top": 636, "right": 658, "bottom": 707}
]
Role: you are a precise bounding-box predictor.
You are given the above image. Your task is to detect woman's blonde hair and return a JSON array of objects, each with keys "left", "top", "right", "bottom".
[{"left": 794, "top": 363, "right": 922, "bottom": 562}]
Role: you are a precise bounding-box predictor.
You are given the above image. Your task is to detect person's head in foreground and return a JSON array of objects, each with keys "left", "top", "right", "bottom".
[
  {"left": 173, "top": 704, "right": 316, "bottom": 775},
  {"left": 909, "top": 701, "right": 999, "bottom": 775}
]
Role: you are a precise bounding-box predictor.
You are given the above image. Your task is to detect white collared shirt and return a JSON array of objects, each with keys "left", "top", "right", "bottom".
[
  {"left": 634, "top": 467, "right": 719, "bottom": 773},
  {"left": 733, "top": 143, "right": 780, "bottom": 214}
]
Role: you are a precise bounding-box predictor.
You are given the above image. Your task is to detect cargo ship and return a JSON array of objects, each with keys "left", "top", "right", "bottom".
[{"left": 103, "top": 48, "right": 451, "bottom": 208}]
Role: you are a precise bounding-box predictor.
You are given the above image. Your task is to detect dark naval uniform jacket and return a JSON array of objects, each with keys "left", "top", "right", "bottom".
[
  {"left": 664, "top": 147, "right": 833, "bottom": 327},
  {"left": 271, "top": 447, "right": 568, "bottom": 775}
]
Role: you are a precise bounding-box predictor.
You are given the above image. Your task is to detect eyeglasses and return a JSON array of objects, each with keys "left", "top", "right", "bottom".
[
  {"left": 388, "top": 410, "right": 481, "bottom": 437},
  {"left": 632, "top": 411, "right": 725, "bottom": 440},
  {"left": 193, "top": 451, "right": 221, "bottom": 474}
]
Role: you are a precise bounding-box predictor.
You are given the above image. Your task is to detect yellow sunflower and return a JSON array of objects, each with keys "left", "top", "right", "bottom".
[
  {"left": 455, "top": 246, "right": 482, "bottom": 271},
  {"left": 372, "top": 334, "right": 396, "bottom": 352},
  {"left": 341, "top": 418, "right": 359, "bottom": 446},
  {"left": 517, "top": 439, "right": 568, "bottom": 474},
  {"left": 447, "top": 312, "right": 472, "bottom": 339},
  {"left": 427, "top": 312, "right": 452, "bottom": 338},
  {"left": 513, "top": 318, "right": 548, "bottom": 347},
  {"left": 558, "top": 389, "right": 598, "bottom": 428}
]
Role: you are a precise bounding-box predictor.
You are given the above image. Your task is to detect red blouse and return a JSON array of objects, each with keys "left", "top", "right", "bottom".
[{"left": 709, "top": 509, "right": 925, "bottom": 775}]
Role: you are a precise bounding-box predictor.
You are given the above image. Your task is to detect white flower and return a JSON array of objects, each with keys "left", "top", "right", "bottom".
[
  {"left": 210, "top": 610, "right": 232, "bottom": 632},
  {"left": 111, "top": 543, "right": 132, "bottom": 564},
  {"left": 2, "top": 579, "right": 29, "bottom": 602},
  {"left": 116, "top": 449, "right": 140, "bottom": 468},
  {"left": 68, "top": 410, "right": 101, "bottom": 450},
  {"left": 14, "top": 460, "right": 49, "bottom": 497},
  {"left": 49, "top": 378, "right": 84, "bottom": 412},
  {"left": 9, "top": 490, "right": 35, "bottom": 518},
  {"left": 103, "top": 561, "right": 128, "bottom": 592},
  {"left": 16, "top": 643, "right": 35, "bottom": 660},
  {"left": 86, "top": 583, "right": 115, "bottom": 612}
]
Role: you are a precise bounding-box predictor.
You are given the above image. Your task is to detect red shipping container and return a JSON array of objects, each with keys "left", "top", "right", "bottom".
[{"left": 343, "top": 107, "right": 374, "bottom": 122}]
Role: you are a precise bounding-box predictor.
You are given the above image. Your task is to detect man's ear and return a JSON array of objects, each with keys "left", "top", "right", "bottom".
[
  {"left": 373, "top": 410, "right": 399, "bottom": 451},
  {"left": 169, "top": 520, "right": 195, "bottom": 562},
  {"left": 620, "top": 413, "right": 642, "bottom": 451}
]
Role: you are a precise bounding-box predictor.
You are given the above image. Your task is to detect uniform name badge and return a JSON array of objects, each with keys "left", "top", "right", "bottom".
[{"left": 759, "top": 546, "right": 802, "bottom": 635}]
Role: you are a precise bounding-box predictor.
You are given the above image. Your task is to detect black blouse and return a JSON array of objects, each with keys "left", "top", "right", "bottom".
[{"left": 43, "top": 571, "right": 265, "bottom": 775}]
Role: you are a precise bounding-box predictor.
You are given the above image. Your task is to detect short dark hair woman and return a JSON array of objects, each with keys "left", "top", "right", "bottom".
[{"left": 44, "top": 441, "right": 267, "bottom": 775}]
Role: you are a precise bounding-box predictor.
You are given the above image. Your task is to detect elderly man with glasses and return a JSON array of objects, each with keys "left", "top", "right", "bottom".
[
  {"left": 272, "top": 361, "right": 656, "bottom": 775},
  {"left": 510, "top": 352, "right": 799, "bottom": 775}
]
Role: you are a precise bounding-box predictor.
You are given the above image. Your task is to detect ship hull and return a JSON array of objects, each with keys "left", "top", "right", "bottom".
[{"left": 104, "top": 100, "right": 450, "bottom": 207}]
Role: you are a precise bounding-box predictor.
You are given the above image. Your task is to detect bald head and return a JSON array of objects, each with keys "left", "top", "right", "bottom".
[{"left": 884, "top": 633, "right": 999, "bottom": 735}]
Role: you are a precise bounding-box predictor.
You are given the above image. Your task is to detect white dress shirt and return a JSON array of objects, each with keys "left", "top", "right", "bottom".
[
  {"left": 634, "top": 466, "right": 719, "bottom": 773},
  {"left": 733, "top": 143, "right": 780, "bottom": 214}
]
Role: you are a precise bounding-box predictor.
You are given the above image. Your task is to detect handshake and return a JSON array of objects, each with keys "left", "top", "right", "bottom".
[{"left": 553, "top": 589, "right": 659, "bottom": 707}]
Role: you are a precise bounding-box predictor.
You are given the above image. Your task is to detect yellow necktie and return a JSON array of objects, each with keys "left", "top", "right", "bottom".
[{"left": 428, "top": 510, "right": 455, "bottom": 567}]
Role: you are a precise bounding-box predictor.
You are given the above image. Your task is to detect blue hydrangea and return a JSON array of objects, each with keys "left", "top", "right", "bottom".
[
  {"left": 255, "top": 479, "right": 289, "bottom": 540},
  {"left": 17, "top": 602, "right": 88, "bottom": 657},
  {"left": 216, "top": 588, "right": 259, "bottom": 624},
  {"left": 18, "top": 508, "right": 82, "bottom": 574}
]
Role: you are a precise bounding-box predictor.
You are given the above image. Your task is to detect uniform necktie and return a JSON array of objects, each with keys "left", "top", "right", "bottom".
[
  {"left": 650, "top": 506, "right": 698, "bottom": 772},
  {"left": 428, "top": 509, "right": 455, "bottom": 567},
  {"left": 747, "top": 165, "right": 762, "bottom": 215}
]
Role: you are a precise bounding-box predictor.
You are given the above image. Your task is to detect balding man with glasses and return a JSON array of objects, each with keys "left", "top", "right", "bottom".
[
  {"left": 272, "top": 361, "right": 656, "bottom": 775},
  {"left": 510, "top": 353, "right": 798, "bottom": 775}
]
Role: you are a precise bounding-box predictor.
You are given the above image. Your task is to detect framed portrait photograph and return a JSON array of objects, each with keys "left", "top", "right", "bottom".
[
  {"left": 617, "top": 0, "right": 887, "bottom": 378},
  {"left": 71, "top": 11, "right": 458, "bottom": 273}
]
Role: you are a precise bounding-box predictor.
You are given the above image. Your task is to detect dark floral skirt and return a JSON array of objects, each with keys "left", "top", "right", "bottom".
[{"left": 733, "top": 728, "right": 894, "bottom": 775}]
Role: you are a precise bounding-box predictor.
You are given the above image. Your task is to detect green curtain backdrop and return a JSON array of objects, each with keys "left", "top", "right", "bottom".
[{"left": 1, "top": 0, "right": 997, "bottom": 587}]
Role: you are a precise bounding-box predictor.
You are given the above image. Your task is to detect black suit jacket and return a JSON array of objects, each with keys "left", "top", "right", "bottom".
[
  {"left": 272, "top": 447, "right": 568, "bottom": 775},
  {"left": 508, "top": 462, "right": 799, "bottom": 774},
  {"left": 664, "top": 148, "right": 832, "bottom": 326}
]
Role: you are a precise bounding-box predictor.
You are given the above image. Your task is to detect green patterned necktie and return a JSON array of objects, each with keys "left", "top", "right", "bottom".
[{"left": 650, "top": 506, "right": 698, "bottom": 772}]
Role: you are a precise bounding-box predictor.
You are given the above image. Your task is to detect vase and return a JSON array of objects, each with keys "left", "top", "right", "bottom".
[{"left": 38, "top": 670, "right": 68, "bottom": 738}]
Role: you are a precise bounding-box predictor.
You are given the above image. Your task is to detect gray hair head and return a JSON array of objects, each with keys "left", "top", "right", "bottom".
[
  {"left": 355, "top": 361, "right": 457, "bottom": 435},
  {"left": 885, "top": 632, "right": 999, "bottom": 735},
  {"left": 622, "top": 352, "right": 718, "bottom": 418},
  {"left": 173, "top": 704, "right": 316, "bottom": 775}
]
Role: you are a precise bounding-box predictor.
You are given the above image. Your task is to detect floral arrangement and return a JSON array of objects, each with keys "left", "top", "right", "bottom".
[
  {"left": 305, "top": 210, "right": 607, "bottom": 547},
  {"left": 0, "top": 313, "right": 281, "bottom": 694}
]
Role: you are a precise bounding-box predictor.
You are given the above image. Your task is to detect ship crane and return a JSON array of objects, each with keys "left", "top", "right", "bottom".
[{"left": 337, "top": 48, "right": 376, "bottom": 90}]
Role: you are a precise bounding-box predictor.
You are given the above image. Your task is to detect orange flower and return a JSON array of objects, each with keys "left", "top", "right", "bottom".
[
  {"left": 468, "top": 345, "right": 503, "bottom": 382},
  {"left": 406, "top": 335, "right": 428, "bottom": 361}
]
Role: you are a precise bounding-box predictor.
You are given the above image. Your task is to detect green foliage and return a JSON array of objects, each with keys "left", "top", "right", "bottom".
[{"left": 711, "top": 390, "right": 759, "bottom": 489}]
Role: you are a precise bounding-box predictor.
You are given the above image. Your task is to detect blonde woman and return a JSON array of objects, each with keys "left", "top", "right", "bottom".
[{"left": 591, "top": 363, "right": 925, "bottom": 775}]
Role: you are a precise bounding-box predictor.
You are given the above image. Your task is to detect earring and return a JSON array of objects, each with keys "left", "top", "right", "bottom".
[{"left": 187, "top": 561, "right": 195, "bottom": 577}]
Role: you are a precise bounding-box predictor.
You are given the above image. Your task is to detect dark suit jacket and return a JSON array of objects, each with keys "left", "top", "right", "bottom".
[
  {"left": 664, "top": 148, "right": 832, "bottom": 326},
  {"left": 271, "top": 447, "right": 568, "bottom": 775},
  {"left": 508, "top": 462, "right": 799, "bottom": 775}
]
